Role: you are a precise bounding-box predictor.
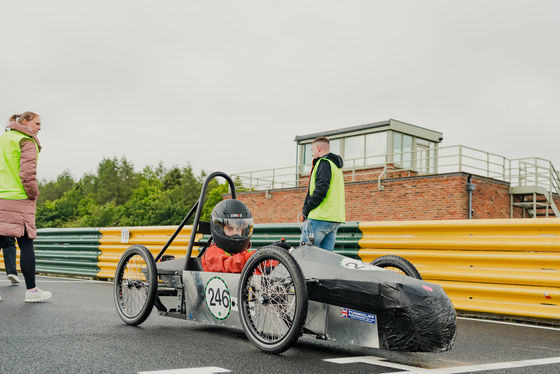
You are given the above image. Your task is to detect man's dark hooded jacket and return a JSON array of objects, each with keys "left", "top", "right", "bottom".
[{"left": 302, "top": 152, "right": 344, "bottom": 218}]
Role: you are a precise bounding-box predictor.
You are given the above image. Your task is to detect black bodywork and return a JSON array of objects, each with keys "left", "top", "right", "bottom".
[{"left": 293, "top": 245, "right": 456, "bottom": 352}]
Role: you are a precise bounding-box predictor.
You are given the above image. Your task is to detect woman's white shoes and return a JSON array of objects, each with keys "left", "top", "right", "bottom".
[
  {"left": 25, "top": 288, "right": 52, "bottom": 302},
  {"left": 7, "top": 274, "right": 20, "bottom": 284}
]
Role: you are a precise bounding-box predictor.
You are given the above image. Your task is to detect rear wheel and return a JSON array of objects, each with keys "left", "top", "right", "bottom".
[
  {"left": 114, "top": 245, "right": 157, "bottom": 325},
  {"left": 239, "top": 246, "right": 308, "bottom": 354},
  {"left": 371, "top": 255, "right": 422, "bottom": 280}
]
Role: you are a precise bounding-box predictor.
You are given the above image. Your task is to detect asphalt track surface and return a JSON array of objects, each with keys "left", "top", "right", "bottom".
[{"left": 0, "top": 276, "right": 559, "bottom": 374}]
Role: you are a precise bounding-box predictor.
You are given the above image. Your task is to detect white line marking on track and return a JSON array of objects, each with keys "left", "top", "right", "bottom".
[
  {"left": 138, "top": 367, "right": 230, "bottom": 374},
  {"left": 405, "top": 356, "right": 560, "bottom": 373},
  {"left": 325, "top": 357, "right": 428, "bottom": 371},
  {"left": 326, "top": 356, "right": 560, "bottom": 373}
]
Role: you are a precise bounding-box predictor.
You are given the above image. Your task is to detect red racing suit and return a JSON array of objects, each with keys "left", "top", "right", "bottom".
[{"left": 200, "top": 243, "right": 255, "bottom": 273}]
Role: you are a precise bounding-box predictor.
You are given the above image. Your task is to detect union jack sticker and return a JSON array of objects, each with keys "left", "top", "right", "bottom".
[{"left": 340, "top": 307, "right": 376, "bottom": 324}]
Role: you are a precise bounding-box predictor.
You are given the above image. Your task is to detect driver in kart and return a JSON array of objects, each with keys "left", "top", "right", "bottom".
[
  {"left": 201, "top": 199, "right": 290, "bottom": 273},
  {"left": 201, "top": 199, "right": 256, "bottom": 273}
]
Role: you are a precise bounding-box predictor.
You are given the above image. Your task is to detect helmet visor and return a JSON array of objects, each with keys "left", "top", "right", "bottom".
[{"left": 212, "top": 217, "right": 253, "bottom": 238}]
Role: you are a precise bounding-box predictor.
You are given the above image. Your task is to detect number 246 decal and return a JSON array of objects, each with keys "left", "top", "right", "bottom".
[
  {"left": 208, "top": 286, "right": 230, "bottom": 308},
  {"left": 205, "top": 277, "right": 232, "bottom": 320}
]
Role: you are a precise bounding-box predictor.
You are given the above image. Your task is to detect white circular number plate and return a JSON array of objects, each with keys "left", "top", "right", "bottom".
[{"left": 205, "top": 277, "right": 231, "bottom": 320}]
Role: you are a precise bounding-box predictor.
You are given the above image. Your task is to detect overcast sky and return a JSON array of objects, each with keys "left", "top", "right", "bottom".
[{"left": 1, "top": 1, "right": 559, "bottom": 182}]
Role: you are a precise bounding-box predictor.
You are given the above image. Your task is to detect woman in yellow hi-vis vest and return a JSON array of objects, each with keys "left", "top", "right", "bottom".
[
  {"left": 301, "top": 137, "right": 345, "bottom": 251},
  {"left": 0, "top": 112, "right": 51, "bottom": 302}
]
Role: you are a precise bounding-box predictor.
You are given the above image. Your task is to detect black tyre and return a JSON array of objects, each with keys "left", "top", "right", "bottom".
[
  {"left": 114, "top": 245, "right": 157, "bottom": 325},
  {"left": 238, "top": 246, "right": 308, "bottom": 354},
  {"left": 371, "top": 255, "right": 422, "bottom": 280}
]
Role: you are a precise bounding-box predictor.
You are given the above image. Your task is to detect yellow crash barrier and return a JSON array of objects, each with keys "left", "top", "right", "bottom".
[
  {"left": 439, "top": 281, "right": 559, "bottom": 320},
  {"left": 358, "top": 219, "right": 560, "bottom": 321},
  {"left": 359, "top": 249, "right": 559, "bottom": 287},
  {"left": 98, "top": 226, "right": 202, "bottom": 279},
  {"left": 359, "top": 218, "right": 560, "bottom": 252}
]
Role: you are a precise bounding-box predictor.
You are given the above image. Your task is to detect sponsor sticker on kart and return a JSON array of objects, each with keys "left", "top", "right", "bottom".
[
  {"left": 205, "top": 277, "right": 232, "bottom": 320},
  {"left": 340, "top": 308, "right": 377, "bottom": 324},
  {"left": 340, "top": 258, "right": 383, "bottom": 271}
]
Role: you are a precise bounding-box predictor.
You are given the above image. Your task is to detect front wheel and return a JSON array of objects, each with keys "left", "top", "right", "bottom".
[
  {"left": 371, "top": 255, "right": 422, "bottom": 280},
  {"left": 238, "top": 246, "right": 308, "bottom": 354},
  {"left": 114, "top": 245, "right": 157, "bottom": 325}
]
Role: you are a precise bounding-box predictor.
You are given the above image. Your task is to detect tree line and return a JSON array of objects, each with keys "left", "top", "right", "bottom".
[{"left": 36, "top": 156, "right": 231, "bottom": 229}]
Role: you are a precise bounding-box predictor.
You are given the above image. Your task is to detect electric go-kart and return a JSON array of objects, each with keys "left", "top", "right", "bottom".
[{"left": 114, "top": 172, "right": 457, "bottom": 354}]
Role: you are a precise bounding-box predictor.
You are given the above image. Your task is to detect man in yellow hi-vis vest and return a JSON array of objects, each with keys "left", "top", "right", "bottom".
[{"left": 300, "top": 137, "right": 345, "bottom": 251}]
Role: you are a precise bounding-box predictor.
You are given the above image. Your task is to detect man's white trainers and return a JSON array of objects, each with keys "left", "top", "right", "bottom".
[
  {"left": 25, "top": 288, "right": 52, "bottom": 302},
  {"left": 7, "top": 274, "right": 20, "bottom": 284}
]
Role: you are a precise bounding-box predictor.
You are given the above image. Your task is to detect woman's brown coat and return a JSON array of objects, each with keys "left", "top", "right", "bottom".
[{"left": 0, "top": 122, "right": 41, "bottom": 239}]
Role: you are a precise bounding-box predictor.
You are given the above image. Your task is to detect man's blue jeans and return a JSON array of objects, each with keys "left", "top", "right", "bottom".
[{"left": 300, "top": 219, "right": 341, "bottom": 252}]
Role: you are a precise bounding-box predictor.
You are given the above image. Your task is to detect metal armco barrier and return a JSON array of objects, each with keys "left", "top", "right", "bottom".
[
  {"left": 34, "top": 228, "right": 101, "bottom": 277},
  {"left": 99, "top": 223, "right": 361, "bottom": 278},
  {"left": 0, "top": 223, "right": 361, "bottom": 278},
  {"left": 358, "top": 219, "right": 560, "bottom": 321},
  {"left": 251, "top": 222, "right": 362, "bottom": 259},
  {"left": 97, "top": 226, "right": 201, "bottom": 279},
  {"left": 2, "top": 219, "right": 557, "bottom": 322}
]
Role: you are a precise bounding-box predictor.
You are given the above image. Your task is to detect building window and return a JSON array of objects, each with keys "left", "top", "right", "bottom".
[
  {"left": 417, "top": 138, "right": 436, "bottom": 174},
  {"left": 302, "top": 143, "right": 312, "bottom": 165},
  {"left": 365, "top": 132, "right": 387, "bottom": 165},
  {"left": 301, "top": 143, "right": 312, "bottom": 172},
  {"left": 344, "top": 135, "right": 366, "bottom": 167},
  {"left": 343, "top": 133, "right": 387, "bottom": 168},
  {"left": 394, "top": 133, "right": 413, "bottom": 169},
  {"left": 330, "top": 138, "right": 341, "bottom": 157}
]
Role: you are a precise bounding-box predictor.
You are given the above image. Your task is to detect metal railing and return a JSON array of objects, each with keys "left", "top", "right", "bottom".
[
  {"left": 508, "top": 157, "right": 560, "bottom": 197},
  {"left": 232, "top": 145, "right": 560, "bottom": 197},
  {"left": 231, "top": 165, "right": 303, "bottom": 191}
]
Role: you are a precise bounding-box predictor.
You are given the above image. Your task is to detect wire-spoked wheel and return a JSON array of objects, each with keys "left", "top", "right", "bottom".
[
  {"left": 114, "top": 245, "right": 157, "bottom": 325},
  {"left": 238, "top": 246, "right": 308, "bottom": 354},
  {"left": 370, "top": 255, "right": 422, "bottom": 280}
]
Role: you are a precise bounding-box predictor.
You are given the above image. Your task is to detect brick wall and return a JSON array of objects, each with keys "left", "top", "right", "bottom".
[
  {"left": 230, "top": 172, "right": 516, "bottom": 224},
  {"left": 298, "top": 165, "right": 418, "bottom": 187},
  {"left": 234, "top": 188, "right": 307, "bottom": 225},
  {"left": 468, "top": 176, "right": 512, "bottom": 219}
]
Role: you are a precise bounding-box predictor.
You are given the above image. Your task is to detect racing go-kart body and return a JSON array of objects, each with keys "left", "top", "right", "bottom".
[{"left": 114, "top": 172, "right": 457, "bottom": 354}]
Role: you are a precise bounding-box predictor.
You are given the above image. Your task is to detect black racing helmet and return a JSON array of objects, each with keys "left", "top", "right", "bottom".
[{"left": 210, "top": 199, "right": 253, "bottom": 254}]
